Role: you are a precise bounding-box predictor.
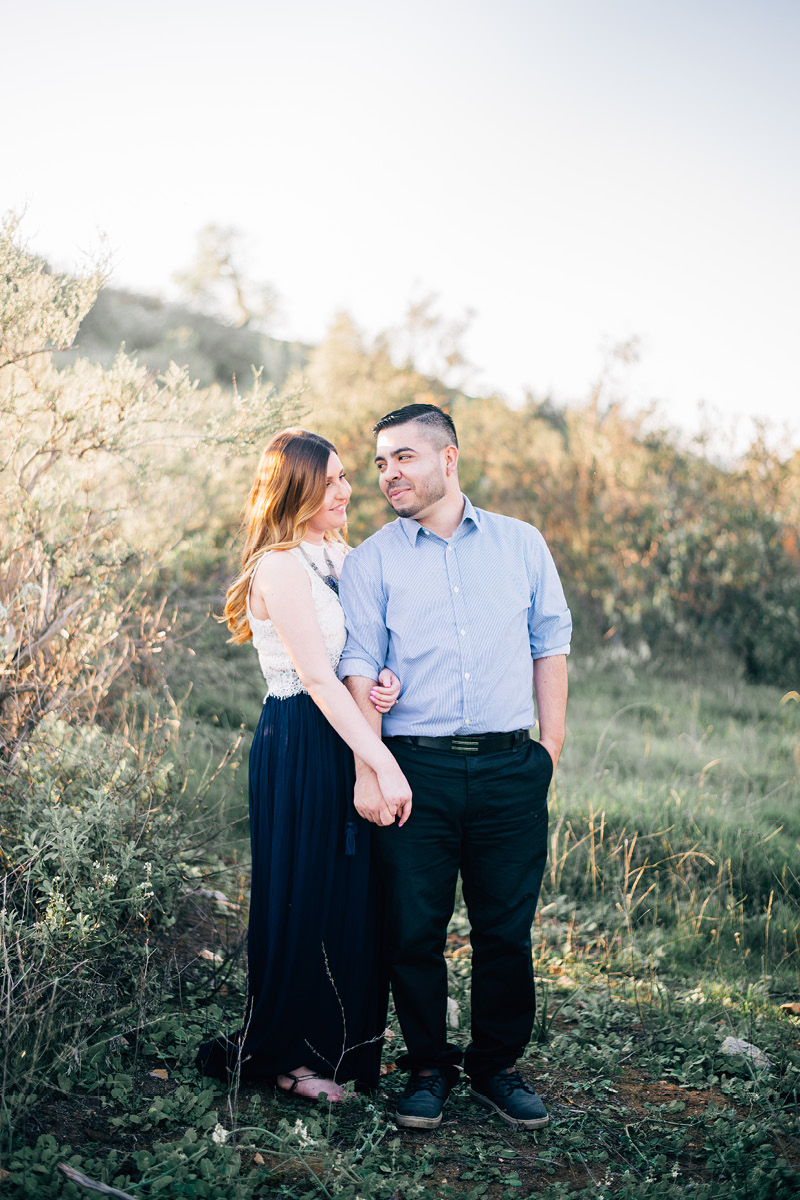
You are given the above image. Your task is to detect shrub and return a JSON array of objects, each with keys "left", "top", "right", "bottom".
[
  {"left": 0, "top": 713, "right": 212, "bottom": 1136},
  {"left": 0, "top": 211, "right": 294, "bottom": 764}
]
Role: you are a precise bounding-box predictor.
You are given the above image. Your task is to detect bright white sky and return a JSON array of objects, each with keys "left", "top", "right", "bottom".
[{"left": 3, "top": 0, "right": 798, "bottom": 450}]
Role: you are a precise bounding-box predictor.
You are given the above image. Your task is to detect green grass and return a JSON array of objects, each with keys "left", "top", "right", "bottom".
[{"left": 543, "top": 651, "right": 800, "bottom": 997}]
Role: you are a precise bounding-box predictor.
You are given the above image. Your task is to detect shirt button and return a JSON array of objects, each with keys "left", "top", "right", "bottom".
[
  {"left": 453, "top": 586, "right": 460, "bottom": 593},
  {"left": 464, "top": 672, "right": 470, "bottom": 679},
  {"left": 465, "top": 719, "right": 471, "bottom": 725},
  {"left": 460, "top": 629, "right": 466, "bottom": 636}
]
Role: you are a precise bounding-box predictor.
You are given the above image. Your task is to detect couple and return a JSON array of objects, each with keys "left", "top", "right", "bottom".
[{"left": 196, "top": 403, "right": 572, "bottom": 1131}]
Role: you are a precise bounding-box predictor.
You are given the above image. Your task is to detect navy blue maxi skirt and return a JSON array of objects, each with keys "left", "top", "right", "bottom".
[{"left": 196, "top": 693, "right": 383, "bottom": 1088}]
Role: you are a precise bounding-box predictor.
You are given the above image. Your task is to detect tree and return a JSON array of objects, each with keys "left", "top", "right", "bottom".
[
  {"left": 385, "top": 292, "right": 476, "bottom": 392},
  {"left": 173, "top": 223, "right": 279, "bottom": 329}
]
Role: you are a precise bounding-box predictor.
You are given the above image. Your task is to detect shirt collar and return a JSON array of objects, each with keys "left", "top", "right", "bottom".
[{"left": 397, "top": 494, "right": 482, "bottom": 545}]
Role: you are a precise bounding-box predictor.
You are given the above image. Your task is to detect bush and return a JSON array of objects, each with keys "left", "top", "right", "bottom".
[
  {"left": 0, "top": 713, "right": 210, "bottom": 1136},
  {"left": 0, "top": 212, "right": 294, "bottom": 765}
]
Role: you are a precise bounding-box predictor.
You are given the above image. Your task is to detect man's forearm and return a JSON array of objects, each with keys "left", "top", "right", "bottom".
[
  {"left": 344, "top": 674, "right": 410, "bottom": 824},
  {"left": 533, "top": 654, "right": 568, "bottom": 769},
  {"left": 343, "top": 676, "right": 382, "bottom": 776}
]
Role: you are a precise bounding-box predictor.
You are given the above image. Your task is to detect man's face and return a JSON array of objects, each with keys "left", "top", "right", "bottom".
[{"left": 374, "top": 422, "right": 450, "bottom": 519}]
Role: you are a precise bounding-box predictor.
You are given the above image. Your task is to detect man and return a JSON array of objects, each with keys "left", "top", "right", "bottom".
[{"left": 338, "top": 403, "right": 571, "bottom": 1131}]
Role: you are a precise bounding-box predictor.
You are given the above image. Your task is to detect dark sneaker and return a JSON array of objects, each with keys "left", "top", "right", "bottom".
[
  {"left": 395, "top": 1069, "right": 451, "bottom": 1129},
  {"left": 469, "top": 1069, "right": 549, "bottom": 1129}
]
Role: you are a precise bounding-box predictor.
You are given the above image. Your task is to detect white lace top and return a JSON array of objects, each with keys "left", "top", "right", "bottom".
[{"left": 247, "top": 540, "right": 348, "bottom": 700}]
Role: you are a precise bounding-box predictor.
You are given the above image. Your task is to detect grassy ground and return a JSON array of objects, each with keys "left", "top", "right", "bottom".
[{"left": 2, "top": 636, "right": 798, "bottom": 1198}]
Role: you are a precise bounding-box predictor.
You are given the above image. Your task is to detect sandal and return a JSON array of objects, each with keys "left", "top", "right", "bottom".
[
  {"left": 277, "top": 1071, "right": 345, "bottom": 1103},
  {"left": 279, "top": 1072, "right": 319, "bottom": 1092}
]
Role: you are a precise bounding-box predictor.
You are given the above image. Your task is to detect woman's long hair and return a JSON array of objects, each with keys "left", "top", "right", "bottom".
[{"left": 224, "top": 428, "right": 344, "bottom": 644}]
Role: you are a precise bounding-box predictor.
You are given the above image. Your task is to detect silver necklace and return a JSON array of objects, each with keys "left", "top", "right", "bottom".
[{"left": 298, "top": 542, "right": 339, "bottom": 596}]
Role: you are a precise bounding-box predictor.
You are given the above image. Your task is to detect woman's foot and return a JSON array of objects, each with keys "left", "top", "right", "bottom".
[{"left": 277, "top": 1066, "right": 346, "bottom": 1103}]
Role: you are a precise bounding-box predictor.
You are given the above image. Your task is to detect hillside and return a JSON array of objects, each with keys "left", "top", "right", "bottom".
[{"left": 56, "top": 285, "right": 311, "bottom": 391}]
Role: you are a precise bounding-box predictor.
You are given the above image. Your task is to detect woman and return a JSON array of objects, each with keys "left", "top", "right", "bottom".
[{"left": 196, "top": 429, "right": 411, "bottom": 1101}]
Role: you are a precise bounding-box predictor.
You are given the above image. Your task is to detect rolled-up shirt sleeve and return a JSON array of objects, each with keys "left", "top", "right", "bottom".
[
  {"left": 528, "top": 528, "right": 572, "bottom": 658},
  {"left": 337, "top": 552, "right": 389, "bottom": 682}
]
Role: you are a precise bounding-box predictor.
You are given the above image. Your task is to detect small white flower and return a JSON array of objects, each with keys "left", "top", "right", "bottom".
[
  {"left": 292, "top": 1118, "right": 313, "bottom": 1149},
  {"left": 211, "top": 1123, "right": 229, "bottom": 1145},
  {"left": 102, "top": 873, "right": 118, "bottom": 888}
]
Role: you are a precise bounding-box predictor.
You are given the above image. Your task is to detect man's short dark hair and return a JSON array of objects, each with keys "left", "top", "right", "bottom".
[{"left": 373, "top": 403, "right": 458, "bottom": 449}]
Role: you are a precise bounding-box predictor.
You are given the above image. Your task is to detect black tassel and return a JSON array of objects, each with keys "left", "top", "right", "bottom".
[{"left": 345, "top": 819, "right": 357, "bottom": 856}]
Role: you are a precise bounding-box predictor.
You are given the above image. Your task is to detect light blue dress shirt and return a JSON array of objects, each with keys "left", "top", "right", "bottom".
[{"left": 337, "top": 495, "right": 571, "bottom": 737}]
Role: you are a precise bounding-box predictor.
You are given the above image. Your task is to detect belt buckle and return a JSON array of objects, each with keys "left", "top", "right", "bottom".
[{"left": 450, "top": 736, "right": 480, "bottom": 755}]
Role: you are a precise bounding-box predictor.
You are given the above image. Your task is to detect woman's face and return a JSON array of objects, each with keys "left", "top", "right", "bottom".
[{"left": 306, "top": 451, "right": 352, "bottom": 537}]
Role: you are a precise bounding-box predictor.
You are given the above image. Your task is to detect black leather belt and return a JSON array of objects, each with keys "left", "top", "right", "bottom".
[{"left": 385, "top": 729, "right": 530, "bottom": 756}]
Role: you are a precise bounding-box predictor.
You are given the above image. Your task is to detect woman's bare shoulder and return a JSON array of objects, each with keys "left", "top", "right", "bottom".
[{"left": 253, "top": 548, "right": 308, "bottom": 588}]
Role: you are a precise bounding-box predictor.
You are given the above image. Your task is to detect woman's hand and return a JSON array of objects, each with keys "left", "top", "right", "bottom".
[
  {"left": 375, "top": 757, "right": 413, "bottom": 827},
  {"left": 370, "top": 668, "right": 401, "bottom": 713}
]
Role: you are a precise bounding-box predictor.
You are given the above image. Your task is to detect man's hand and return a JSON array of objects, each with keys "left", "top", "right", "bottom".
[
  {"left": 353, "top": 770, "right": 399, "bottom": 826},
  {"left": 538, "top": 737, "right": 561, "bottom": 773}
]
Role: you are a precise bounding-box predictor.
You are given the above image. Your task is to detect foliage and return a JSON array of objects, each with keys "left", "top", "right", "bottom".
[
  {"left": 0, "top": 210, "right": 293, "bottom": 1151},
  {"left": 299, "top": 320, "right": 800, "bottom": 684},
  {"left": 0, "top": 712, "right": 225, "bottom": 1137},
  {"left": 2, "top": 1130, "right": 256, "bottom": 1199},
  {"left": 0, "top": 214, "right": 294, "bottom": 764},
  {"left": 32, "top": 236, "right": 800, "bottom": 685}
]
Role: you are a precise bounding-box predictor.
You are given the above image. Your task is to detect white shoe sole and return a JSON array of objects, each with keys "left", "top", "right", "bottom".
[
  {"left": 393, "top": 1109, "right": 443, "bottom": 1129},
  {"left": 469, "top": 1086, "right": 550, "bottom": 1129}
]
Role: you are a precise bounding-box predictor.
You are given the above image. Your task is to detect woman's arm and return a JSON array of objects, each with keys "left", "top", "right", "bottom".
[{"left": 252, "top": 552, "right": 411, "bottom": 823}]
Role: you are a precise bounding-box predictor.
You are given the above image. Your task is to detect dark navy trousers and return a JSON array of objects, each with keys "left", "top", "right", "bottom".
[{"left": 374, "top": 737, "right": 552, "bottom": 1081}]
